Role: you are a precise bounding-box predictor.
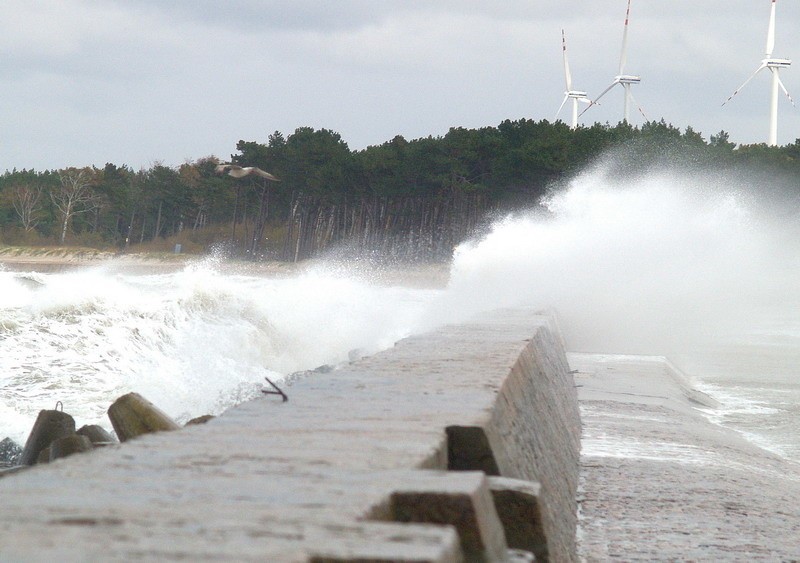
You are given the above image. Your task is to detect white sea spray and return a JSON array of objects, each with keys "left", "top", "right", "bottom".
[
  {"left": 3, "top": 161, "right": 800, "bottom": 461},
  {"left": 0, "top": 262, "right": 436, "bottom": 443}
]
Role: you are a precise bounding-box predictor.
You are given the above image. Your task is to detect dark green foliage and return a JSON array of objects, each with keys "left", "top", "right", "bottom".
[{"left": 3, "top": 120, "right": 800, "bottom": 258}]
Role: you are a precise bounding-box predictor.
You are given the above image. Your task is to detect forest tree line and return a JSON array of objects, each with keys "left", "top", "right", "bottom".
[{"left": 2, "top": 119, "right": 800, "bottom": 261}]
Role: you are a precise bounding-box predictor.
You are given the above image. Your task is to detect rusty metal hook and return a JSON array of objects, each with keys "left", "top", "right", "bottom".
[{"left": 262, "top": 375, "right": 288, "bottom": 402}]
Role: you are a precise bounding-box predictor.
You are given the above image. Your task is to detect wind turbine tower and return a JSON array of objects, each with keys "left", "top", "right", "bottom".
[
  {"left": 723, "top": 0, "right": 794, "bottom": 146},
  {"left": 582, "top": 0, "right": 645, "bottom": 123},
  {"left": 555, "top": 29, "right": 592, "bottom": 128}
]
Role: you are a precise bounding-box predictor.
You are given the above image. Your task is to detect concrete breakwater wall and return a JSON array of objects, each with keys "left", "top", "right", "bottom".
[{"left": 0, "top": 309, "right": 580, "bottom": 562}]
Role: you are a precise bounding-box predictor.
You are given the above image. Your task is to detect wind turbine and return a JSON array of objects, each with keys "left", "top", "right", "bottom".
[
  {"left": 722, "top": 0, "right": 794, "bottom": 146},
  {"left": 555, "top": 29, "right": 592, "bottom": 128},
  {"left": 581, "top": 0, "right": 646, "bottom": 123}
]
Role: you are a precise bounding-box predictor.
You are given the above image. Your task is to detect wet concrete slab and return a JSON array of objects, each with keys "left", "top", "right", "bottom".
[
  {"left": 0, "top": 309, "right": 580, "bottom": 562},
  {"left": 572, "top": 353, "right": 800, "bottom": 560}
]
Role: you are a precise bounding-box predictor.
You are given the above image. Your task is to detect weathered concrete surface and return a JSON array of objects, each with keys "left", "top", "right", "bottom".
[
  {"left": 488, "top": 477, "right": 546, "bottom": 559},
  {"left": 572, "top": 353, "right": 800, "bottom": 561},
  {"left": 0, "top": 308, "right": 580, "bottom": 562}
]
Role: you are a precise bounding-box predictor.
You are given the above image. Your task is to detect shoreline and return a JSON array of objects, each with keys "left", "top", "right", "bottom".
[
  {"left": 0, "top": 248, "right": 451, "bottom": 288},
  {"left": 0, "top": 247, "right": 187, "bottom": 271}
]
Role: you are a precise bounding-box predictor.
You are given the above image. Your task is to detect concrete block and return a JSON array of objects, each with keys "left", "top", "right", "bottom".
[
  {"left": 306, "top": 521, "right": 463, "bottom": 563},
  {"left": 36, "top": 446, "right": 51, "bottom": 464},
  {"left": 388, "top": 472, "right": 507, "bottom": 562},
  {"left": 483, "top": 324, "right": 580, "bottom": 562},
  {"left": 50, "top": 435, "right": 94, "bottom": 461},
  {"left": 107, "top": 392, "right": 180, "bottom": 441},
  {"left": 488, "top": 476, "right": 546, "bottom": 561},
  {"left": 19, "top": 409, "right": 76, "bottom": 465},
  {"left": 185, "top": 414, "right": 215, "bottom": 426},
  {"left": 77, "top": 424, "right": 116, "bottom": 445}
]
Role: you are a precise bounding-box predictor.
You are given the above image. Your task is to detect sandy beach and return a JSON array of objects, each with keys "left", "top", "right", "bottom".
[
  {"left": 0, "top": 247, "right": 186, "bottom": 272},
  {"left": 0, "top": 246, "right": 451, "bottom": 288}
]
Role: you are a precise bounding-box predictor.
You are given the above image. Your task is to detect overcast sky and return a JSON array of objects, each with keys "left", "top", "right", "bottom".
[{"left": 1, "top": 0, "right": 799, "bottom": 171}]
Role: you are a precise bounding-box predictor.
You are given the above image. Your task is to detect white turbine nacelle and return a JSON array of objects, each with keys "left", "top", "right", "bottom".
[
  {"left": 567, "top": 89, "right": 589, "bottom": 100},
  {"left": 723, "top": 0, "right": 795, "bottom": 146},
  {"left": 616, "top": 75, "right": 641, "bottom": 85},
  {"left": 765, "top": 58, "right": 792, "bottom": 69}
]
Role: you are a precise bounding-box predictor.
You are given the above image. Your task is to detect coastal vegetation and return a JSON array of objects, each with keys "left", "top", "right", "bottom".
[{"left": 1, "top": 119, "right": 799, "bottom": 262}]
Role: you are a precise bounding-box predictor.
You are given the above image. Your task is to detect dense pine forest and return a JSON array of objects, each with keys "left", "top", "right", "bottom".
[{"left": 2, "top": 119, "right": 799, "bottom": 262}]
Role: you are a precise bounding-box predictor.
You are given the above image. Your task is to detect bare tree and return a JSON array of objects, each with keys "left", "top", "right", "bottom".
[
  {"left": 51, "top": 167, "right": 97, "bottom": 244},
  {"left": 11, "top": 183, "right": 43, "bottom": 233}
]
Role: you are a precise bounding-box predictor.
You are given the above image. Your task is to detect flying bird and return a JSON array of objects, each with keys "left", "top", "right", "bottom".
[{"left": 215, "top": 164, "right": 280, "bottom": 181}]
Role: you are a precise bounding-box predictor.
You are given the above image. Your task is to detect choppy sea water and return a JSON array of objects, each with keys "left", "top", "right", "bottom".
[
  {"left": 0, "top": 261, "right": 438, "bottom": 444},
  {"left": 2, "top": 161, "right": 799, "bottom": 464}
]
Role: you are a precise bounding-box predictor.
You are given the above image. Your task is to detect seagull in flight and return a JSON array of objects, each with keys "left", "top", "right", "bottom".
[{"left": 215, "top": 164, "right": 280, "bottom": 181}]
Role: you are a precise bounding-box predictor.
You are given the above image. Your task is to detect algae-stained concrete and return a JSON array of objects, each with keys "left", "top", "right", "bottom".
[{"left": 0, "top": 309, "right": 580, "bottom": 562}]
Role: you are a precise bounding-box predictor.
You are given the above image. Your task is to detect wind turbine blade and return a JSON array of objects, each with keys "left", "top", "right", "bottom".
[
  {"left": 555, "top": 94, "right": 570, "bottom": 121},
  {"left": 766, "top": 0, "right": 777, "bottom": 57},
  {"left": 562, "top": 29, "right": 573, "bottom": 91},
  {"left": 722, "top": 64, "right": 767, "bottom": 106},
  {"left": 776, "top": 74, "right": 796, "bottom": 107},
  {"left": 579, "top": 82, "right": 617, "bottom": 117},
  {"left": 628, "top": 90, "right": 648, "bottom": 121},
  {"left": 618, "top": 0, "right": 632, "bottom": 75},
  {"left": 593, "top": 81, "right": 618, "bottom": 104}
]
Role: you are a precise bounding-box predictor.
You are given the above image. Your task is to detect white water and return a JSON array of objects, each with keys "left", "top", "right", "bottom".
[
  {"left": 0, "top": 259, "right": 437, "bottom": 444},
  {"left": 2, "top": 161, "right": 799, "bottom": 462},
  {"left": 439, "top": 162, "right": 800, "bottom": 462}
]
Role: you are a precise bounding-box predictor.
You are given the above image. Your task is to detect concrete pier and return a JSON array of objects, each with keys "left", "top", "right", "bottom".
[
  {"left": 0, "top": 309, "right": 580, "bottom": 562},
  {"left": 573, "top": 353, "right": 800, "bottom": 560}
]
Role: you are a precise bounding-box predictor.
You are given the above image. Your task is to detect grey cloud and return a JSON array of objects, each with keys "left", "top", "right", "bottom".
[
  {"left": 1, "top": 0, "right": 799, "bottom": 170},
  {"left": 118, "top": 0, "right": 395, "bottom": 32}
]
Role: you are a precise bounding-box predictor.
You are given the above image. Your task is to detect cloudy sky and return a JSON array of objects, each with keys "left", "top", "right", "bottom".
[{"left": 1, "top": 0, "right": 798, "bottom": 171}]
